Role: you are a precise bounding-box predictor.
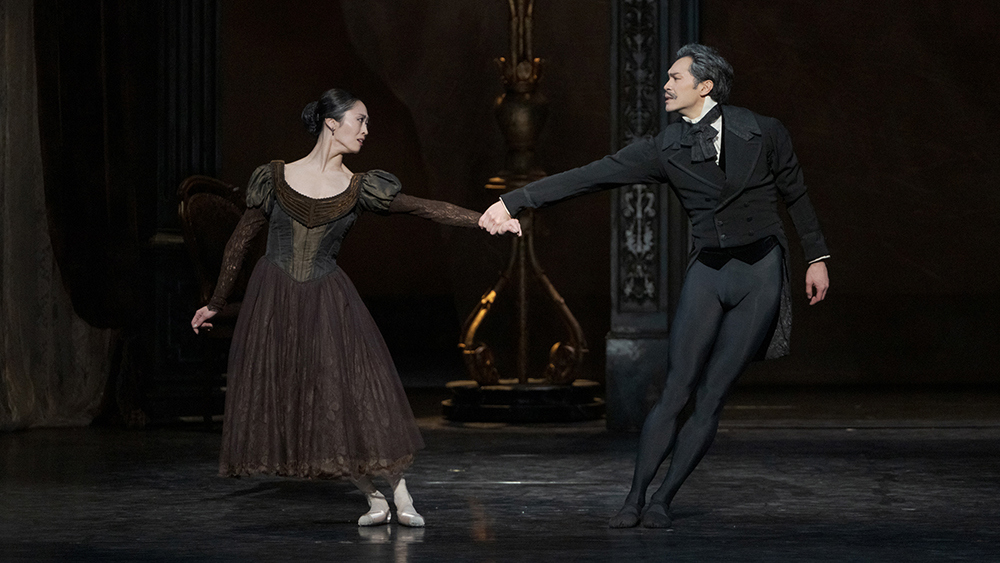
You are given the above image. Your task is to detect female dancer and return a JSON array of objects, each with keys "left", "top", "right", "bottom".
[{"left": 191, "top": 89, "right": 520, "bottom": 526}]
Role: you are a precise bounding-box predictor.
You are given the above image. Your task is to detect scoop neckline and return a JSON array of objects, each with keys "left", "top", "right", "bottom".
[{"left": 275, "top": 160, "right": 360, "bottom": 202}]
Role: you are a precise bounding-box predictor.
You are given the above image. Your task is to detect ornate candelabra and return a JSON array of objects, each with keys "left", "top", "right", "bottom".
[{"left": 444, "top": 1, "right": 603, "bottom": 422}]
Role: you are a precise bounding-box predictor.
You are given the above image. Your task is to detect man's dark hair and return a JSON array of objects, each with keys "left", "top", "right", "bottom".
[{"left": 675, "top": 44, "right": 734, "bottom": 104}]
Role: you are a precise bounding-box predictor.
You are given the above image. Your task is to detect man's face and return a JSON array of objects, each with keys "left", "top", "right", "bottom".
[{"left": 663, "top": 57, "right": 710, "bottom": 118}]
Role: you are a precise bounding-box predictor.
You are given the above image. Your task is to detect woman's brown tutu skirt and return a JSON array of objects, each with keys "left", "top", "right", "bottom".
[{"left": 218, "top": 257, "right": 424, "bottom": 479}]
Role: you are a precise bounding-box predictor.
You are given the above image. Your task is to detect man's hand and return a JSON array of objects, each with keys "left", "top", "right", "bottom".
[
  {"left": 495, "top": 219, "right": 522, "bottom": 236},
  {"left": 479, "top": 200, "right": 520, "bottom": 236},
  {"left": 805, "top": 261, "right": 829, "bottom": 305}
]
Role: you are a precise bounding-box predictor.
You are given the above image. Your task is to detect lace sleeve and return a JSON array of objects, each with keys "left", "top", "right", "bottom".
[
  {"left": 386, "top": 193, "right": 482, "bottom": 228},
  {"left": 207, "top": 208, "right": 268, "bottom": 312}
]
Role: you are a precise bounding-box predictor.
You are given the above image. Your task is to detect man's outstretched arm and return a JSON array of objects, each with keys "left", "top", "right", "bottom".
[{"left": 481, "top": 136, "right": 664, "bottom": 233}]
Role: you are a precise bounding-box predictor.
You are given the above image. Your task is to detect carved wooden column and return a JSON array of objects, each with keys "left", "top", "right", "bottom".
[{"left": 606, "top": 0, "right": 698, "bottom": 431}]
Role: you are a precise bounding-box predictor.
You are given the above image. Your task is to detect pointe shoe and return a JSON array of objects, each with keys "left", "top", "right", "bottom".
[
  {"left": 393, "top": 478, "right": 425, "bottom": 527},
  {"left": 641, "top": 503, "right": 671, "bottom": 528},
  {"left": 358, "top": 491, "right": 391, "bottom": 526},
  {"left": 396, "top": 506, "right": 425, "bottom": 527},
  {"left": 608, "top": 502, "right": 642, "bottom": 528}
]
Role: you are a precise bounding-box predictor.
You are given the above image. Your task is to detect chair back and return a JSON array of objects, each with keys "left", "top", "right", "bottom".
[{"left": 177, "top": 175, "right": 267, "bottom": 306}]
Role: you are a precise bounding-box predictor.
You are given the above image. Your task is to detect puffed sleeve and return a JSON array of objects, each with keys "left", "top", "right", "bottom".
[
  {"left": 357, "top": 170, "right": 403, "bottom": 214},
  {"left": 245, "top": 163, "right": 276, "bottom": 216}
]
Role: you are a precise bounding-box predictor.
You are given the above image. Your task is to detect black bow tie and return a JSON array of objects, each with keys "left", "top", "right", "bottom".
[{"left": 680, "top": 104, "right": 723, "bottom": 163}]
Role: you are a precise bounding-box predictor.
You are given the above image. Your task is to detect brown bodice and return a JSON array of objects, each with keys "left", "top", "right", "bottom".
[
  {"left": 206, "top": 162, "right": 482, "bottom": 312},
  {"left": 271, "top": 161, "right": 360, "bottom": 228}
]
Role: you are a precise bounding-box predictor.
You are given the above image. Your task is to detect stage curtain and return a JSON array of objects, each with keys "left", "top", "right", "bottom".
[
  {"left": 0, "top": 0, "right": 114, "bottom": 430},
  {"left": 32, "top": 0, "right": 159, "bottom": 328}
]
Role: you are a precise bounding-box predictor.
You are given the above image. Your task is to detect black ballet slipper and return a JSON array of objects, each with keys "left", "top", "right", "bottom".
[
  {"left": 641, "top": 503, "right": 672, "bottom": 528},
  {"left": 608, "top": 503, "right": 643, "bottom": 528}
]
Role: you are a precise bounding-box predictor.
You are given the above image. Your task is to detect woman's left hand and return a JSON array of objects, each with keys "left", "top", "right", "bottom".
[{"left": 191, "top": 306, "right": 217, "bottom": 334}]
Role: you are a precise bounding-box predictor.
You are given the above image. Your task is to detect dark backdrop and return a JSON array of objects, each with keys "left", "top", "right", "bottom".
[
  {"left": 217, "top": 0, "right": 614, "bottom": 384},
  {"left": 702, "top": 0, "right": 1000, "bottom": 384},
  {"left": 220, "top": 0, "right": 1000, "bottom": 386},
  {"left": 34, "top": 0, "right": 1000, "bottom": 390}
]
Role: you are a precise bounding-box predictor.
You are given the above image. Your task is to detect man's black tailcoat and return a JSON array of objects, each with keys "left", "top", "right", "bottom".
[{"left": 501, "top": 105, "right": 829, "bottom": 358}]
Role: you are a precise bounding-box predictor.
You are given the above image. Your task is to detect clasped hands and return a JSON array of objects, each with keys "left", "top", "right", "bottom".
[{"left": 479, "top": 200, "right": 522, "bottom": 236}]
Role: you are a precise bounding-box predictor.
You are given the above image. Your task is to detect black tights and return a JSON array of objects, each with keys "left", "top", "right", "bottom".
[{"left": 625, "top": 246, "right": 783, "bottom": 509}]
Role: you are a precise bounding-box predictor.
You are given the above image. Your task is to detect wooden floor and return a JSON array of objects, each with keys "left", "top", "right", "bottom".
[{"left": 2, "top": 387, "right": 999, "bottom": 562}]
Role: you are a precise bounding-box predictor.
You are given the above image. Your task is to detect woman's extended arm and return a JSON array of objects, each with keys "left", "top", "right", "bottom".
[
  {"left": 388, "top": 193, "right": 521, "bottom": 235},
  {"left": 190, "top": 207, "right": 267, "bottom": 333},
  {"left": 387, "top": 193, "right": 482, "bottom": 228},
  {"left": 360, "top": 170, "right": 519, "bottom": 234}
]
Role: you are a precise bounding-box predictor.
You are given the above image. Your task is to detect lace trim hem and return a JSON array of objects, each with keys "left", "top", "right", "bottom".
[{"left": 219, "top": 454, "right": 415, "bottom": 480}]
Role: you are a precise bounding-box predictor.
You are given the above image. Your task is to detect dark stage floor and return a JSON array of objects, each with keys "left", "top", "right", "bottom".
[{"left": 2, "top": 387, "right": 999, "bottom": 562}]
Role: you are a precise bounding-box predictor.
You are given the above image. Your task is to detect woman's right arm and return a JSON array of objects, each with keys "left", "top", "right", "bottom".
[{"left": 190, "top": 207, "right": 267, "bottom": 333}]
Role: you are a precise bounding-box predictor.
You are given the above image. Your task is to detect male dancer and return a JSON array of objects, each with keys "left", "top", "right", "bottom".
[{"left": 480, "top": 44, "right": 830, "bottom": 528}]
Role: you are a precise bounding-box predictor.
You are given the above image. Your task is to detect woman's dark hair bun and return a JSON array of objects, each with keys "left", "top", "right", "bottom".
[
  {"left": 300, "top": 89, "right": 360, "bottom": 137},
  {"left": 300, "top": 101, "right": 322, "bottom": 136}
]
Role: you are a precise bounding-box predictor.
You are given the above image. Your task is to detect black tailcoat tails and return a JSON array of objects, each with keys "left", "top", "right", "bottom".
[{"left": 501, "top": 105, "right": 829, "bottom": 359}]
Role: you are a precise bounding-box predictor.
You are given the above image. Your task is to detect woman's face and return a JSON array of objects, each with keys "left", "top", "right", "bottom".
[{"left": 326, "top": 101, "right": 369, "bottom": 153}]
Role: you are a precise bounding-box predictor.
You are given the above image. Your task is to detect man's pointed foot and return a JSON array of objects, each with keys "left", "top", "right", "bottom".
[
  {"left": 641, "top": 503, "right": 671, "bottom": 528},
  {"left": 609, "top": 502, "right": 642, "bottom": 528}
]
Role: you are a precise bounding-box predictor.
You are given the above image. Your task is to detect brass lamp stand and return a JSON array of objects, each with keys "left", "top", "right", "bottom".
[{"left": 443, "top": 0, "right": 604, "bottom": 422}]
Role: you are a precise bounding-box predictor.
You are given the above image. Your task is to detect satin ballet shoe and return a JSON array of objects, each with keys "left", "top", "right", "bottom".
[
  {"left": 641, "top": 503, "right": 672, "bottom": 528},
  {"left": 608, "top": 502, "right": 642, "bottom": 528},
  {"left": 392, "top": 478, "right": 425, "bottom": 527},
  {"left": 396, "top": 507, "right": 425, "bottom": 527},
  {"left": 358, "top": 491, "right": 391, "bottom": 526}
]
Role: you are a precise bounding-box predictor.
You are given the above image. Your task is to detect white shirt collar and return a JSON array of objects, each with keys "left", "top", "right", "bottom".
[
  {"left": 683, "top": 97, "right": 720, "bottom": 125},
  {"left": 682, "top": 97, "right": 723, "bottom": 165}
]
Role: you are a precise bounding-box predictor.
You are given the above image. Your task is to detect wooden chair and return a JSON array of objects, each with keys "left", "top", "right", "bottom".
[{"left": 177, "top": 175, "right": 267, "bottom": 421}]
